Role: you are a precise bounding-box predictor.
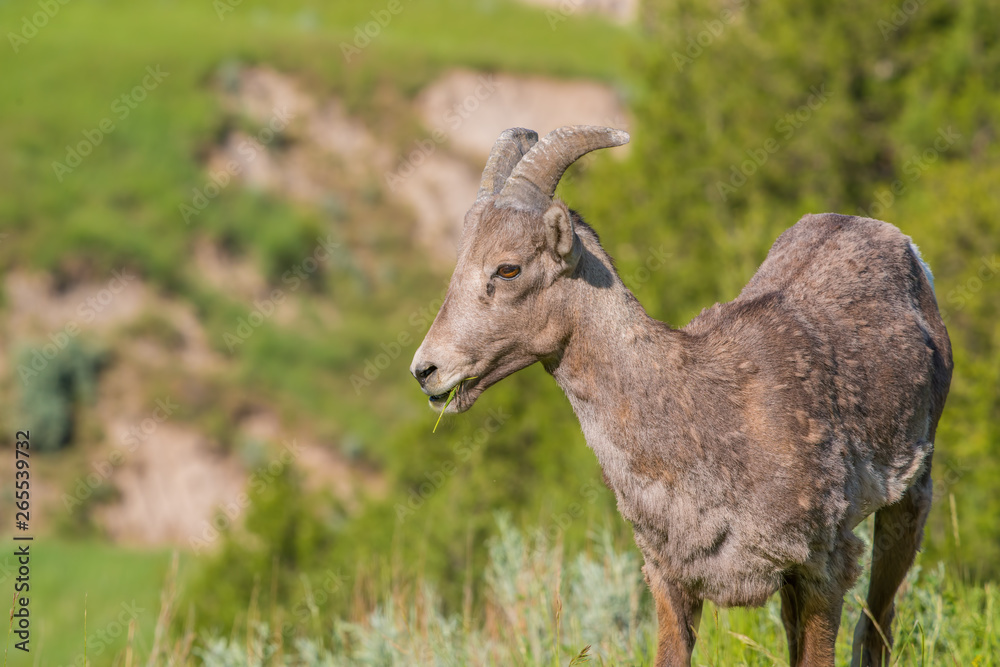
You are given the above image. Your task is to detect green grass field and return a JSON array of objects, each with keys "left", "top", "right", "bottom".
[{"left": 2, "top": 541, "right": 178, "bottom": 666}]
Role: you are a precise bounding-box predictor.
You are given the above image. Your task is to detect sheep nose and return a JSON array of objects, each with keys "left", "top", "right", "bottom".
[{"left": 412, "top": 362, "right": 438, "bottom": 387}]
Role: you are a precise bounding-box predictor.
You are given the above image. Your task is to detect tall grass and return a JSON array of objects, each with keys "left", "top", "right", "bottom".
[{"left": 154, "top": 517, "right": 996, "bottom": 666}]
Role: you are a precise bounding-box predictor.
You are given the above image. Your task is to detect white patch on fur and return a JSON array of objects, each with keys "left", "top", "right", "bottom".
[
  {"left": 909, "top": 241, "right": 935, "bottom": 291},
  {"left": 851, "top": 459, "right": 889, "bottom": 526}
]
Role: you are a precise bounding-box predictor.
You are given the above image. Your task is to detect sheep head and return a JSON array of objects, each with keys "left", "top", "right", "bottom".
[{"left": 410, "top": 125, "right": 629, "bottom": 413}]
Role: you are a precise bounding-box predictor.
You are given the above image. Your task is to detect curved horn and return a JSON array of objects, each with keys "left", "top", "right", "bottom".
[
  {"left": 477, "top": 128, "right": 539, "bottom": 199},
  {"left": 497, "top": 125, "right": 629, "bottom": 209}
]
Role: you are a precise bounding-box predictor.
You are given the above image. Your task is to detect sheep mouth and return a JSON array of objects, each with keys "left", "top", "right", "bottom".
[
  {"left": 426, "top": 375, "right": 485, "bottom": 414},
  {"left": 427, "top": 356, "right": 531, "bottom": 414}
]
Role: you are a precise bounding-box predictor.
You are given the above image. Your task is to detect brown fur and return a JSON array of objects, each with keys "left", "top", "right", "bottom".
[{"left": 412, "top": 201, "right": 952, "bottom": 666}]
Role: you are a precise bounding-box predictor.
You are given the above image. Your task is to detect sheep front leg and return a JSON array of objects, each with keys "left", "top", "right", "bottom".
[
  {"left": 799, "top": 594, "right": 843, "bottom": 666},
  {"left": 647, "top": 572, "right": 702, "bottom": 667},
  {"left": 787, "top": 578, "right": 845, "bottom": 667}
]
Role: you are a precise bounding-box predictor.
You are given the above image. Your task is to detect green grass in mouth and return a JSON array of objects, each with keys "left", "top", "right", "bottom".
[{"left": 432, "top": 377, "right": 477, "bottom": 433}]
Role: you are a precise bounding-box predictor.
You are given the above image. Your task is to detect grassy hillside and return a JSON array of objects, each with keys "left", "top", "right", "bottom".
[
  {"left": 0, "top": 0, "right": 638, "bottom": 453},
  {"left": 1, "top": 0, "right": 997, "bottom": 664},
  {"left": 1, "top": 540, "right": 176, "bottom": 665},
  {"left": 0, "top": 0, "right": 639, "bottom": 662}
]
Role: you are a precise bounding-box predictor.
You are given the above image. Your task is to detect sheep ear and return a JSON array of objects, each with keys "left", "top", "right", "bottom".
[{"left": 543, "top": 202, "right": 580, "bottom": 267}]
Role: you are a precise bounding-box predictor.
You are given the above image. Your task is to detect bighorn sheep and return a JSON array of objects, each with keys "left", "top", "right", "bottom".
[{"left": 409, "top": 126, "right": 952, "bottom": 666}]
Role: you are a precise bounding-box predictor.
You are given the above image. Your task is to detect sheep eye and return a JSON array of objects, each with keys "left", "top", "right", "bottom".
[{"left": 497, "top": 264, "right": 521, "bottom": 280}]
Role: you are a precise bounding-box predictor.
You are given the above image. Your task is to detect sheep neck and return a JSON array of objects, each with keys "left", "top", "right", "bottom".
[{"left": 546, "top": 243, "right": 689, "bottom": 475}]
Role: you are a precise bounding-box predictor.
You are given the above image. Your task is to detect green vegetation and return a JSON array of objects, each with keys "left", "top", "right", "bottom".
[
  {"left": 1, "top": 541, "right": 177, "bottom": 666},
  {"left": 0, "top": 0, "right": 997, "bottom": 663},
  {"left": 158, "top": 520, "right": 1000, "bottom": 665},
  {"left": 17, "top": 339, "right": 105, "bottom": 452}
]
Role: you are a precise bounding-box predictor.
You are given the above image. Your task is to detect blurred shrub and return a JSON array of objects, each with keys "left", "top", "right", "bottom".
[
  {"left": 188, "top": 519, "right": 997, "bottom": 666},
  {"left": 17, "top": 338, "right": 106, "bottom": 452},
  {"left": 192, "top": 517, "right": 652, "bottom": 666},
  {"left": 186, "top": 462, "right": 347, "bottom": 635}
]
